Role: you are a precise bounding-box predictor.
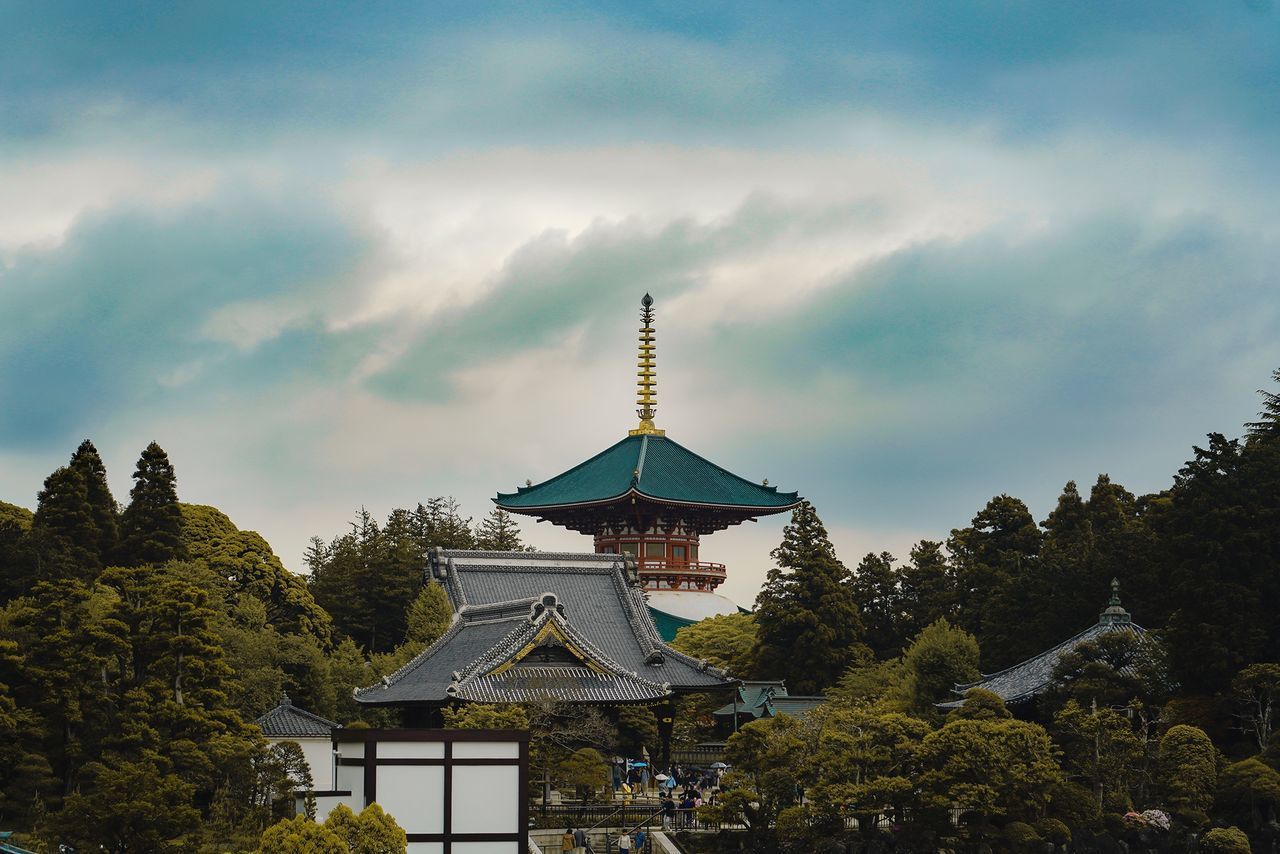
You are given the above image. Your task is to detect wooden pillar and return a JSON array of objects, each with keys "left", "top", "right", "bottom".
[{"left": 655, "top": 701, "right": 675, "bottom": 774}]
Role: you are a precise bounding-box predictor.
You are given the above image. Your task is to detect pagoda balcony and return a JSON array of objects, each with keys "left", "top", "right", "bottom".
[{"left": 636, "top": 559, "right": 727, "bottom": 590}]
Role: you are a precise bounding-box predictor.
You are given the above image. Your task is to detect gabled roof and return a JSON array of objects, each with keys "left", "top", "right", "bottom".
[
  {"left": 495, "top": 434, "right": 799, "bottom": 513},
  {"left": 355, "top": 551, "right": 735, "bottom": 706},
  {"left": 255, "top": 694, "right": 339, "bottom": 738},
  {"left": 712, "top": 681, "right": 788, "bottom": 718},
  {"left": 941, "top": 586, "right": 1147, "bottom": 709}
]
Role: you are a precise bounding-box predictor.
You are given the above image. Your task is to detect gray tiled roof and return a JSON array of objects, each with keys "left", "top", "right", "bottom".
[
  {"left": 355, "top": 550, "right": 733, "bottom": 705},
  {"left": 940, "top": 620, "right": 1147, "bottom": 708},
  {"left": 255, "top": 695, "right": 338, "bottom": 738}
]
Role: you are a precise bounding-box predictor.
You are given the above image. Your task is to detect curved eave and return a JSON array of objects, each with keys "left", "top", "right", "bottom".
[{"left": 496, "top": 487, "right": 800, "bottom": 517}]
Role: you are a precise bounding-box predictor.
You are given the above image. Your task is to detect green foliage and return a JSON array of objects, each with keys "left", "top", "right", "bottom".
[
  {"left": 1245, "top": 367, "right": 1280, "bottom": 439},
  {"left": 405, "top": 582, "right": 452, "bottom": 645},
  {"left": 324, "top": 802, "right": 407, "bottom": 854},
  {"left": 309, "top": 501, "right": 473, "bottom": 653},
  {"left": 670, "top": 612, "right": 757, "bottom": 677},
  {"left": 1203, "top": 826, "right": 1253, "bottom": 854},
  {"left": 33, "top": 464, "right": 100, "bottom": 579},
  {"left": 711, "top": 715, "right": 814, "bottom": 832},
  {"left": 270, "top": 740, "right": 316, "bottom": 818},
  {"left": 899, "top": 618, "right": 980, "bottom": 715},
  {"left": 753, "top": 500, "right": 865, "bottom": 694},
  {"left": 473, "top": 507, "right": 528, "bottom": 550},
  {"left": 0, "top": 500, "right": 33, "bottom": 530},
  {"left": 950, "top": 688, "right": 1011, "bottom": 721},
  {"left": 918, "top": 717, "right": 1062, "bottom": 827},
  {"left": 0, "top": 505, "right": 38, "bottom": 603},
  {"left": 53, "top": 758, "right": 201, "bottom": 852},
  {"left": 1217, "top": 758, "right": 1280, "bottom": 831},
  {"left": 181, "top": 503, "right": 333, "bottom": 643},
  {"left": 1232, "top": 663, "right": 1280, "bottom": 752},
  {"left": 897, "top": 539, "right": 955, "bottom": 643},
  {"left": 611, "top": 702, "right": 659, "bottom": 759},
  {"left": 118, "top": 441, "right": 187, "bottom": 566},
  {"left": 559, "top": 747, "right": 609, "bottom": 798},
  {"left": 807, "top": 704, "right": 930, "bottom": 827},
  {"left": 947, "top": 494, "right": 1042, "bottom": 667},
  {"left": 828, "top": 647, "right": 907, "bottom": 708},
  {"left": 442, "top": 703, "right": 530, "bottom": 729},
  {"left": 1052, "top": 700, "right": 1144, "bottom": 812},
  {"left": 850, "top": 551, "right": 903, "bottom": 657},
  {"left": 259, "top": 813, "right": 348, "bottom": 853},
  {"left": 1158, "top": 724, "right": 1217, "bottom": 827},
  {"left": 1045, "top": 630, "right": 1172, "bottom": 715},
  {"left": 70, "top": 439, "right": 120, "bottom": 567},
  {"left": 1159, "top": 428, "right": 1280, "bottom": 694}
]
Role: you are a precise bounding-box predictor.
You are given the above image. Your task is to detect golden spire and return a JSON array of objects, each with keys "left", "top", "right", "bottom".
[{"left": 628, "top": 293, "right": 665, "bottom": 436}]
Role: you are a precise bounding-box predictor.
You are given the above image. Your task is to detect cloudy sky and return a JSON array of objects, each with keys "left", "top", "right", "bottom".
[{"left": 2, "top": 2, "right": 1278, "bottom": 606}]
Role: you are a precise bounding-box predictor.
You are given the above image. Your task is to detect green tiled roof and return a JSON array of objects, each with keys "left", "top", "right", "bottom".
[{"left": 495, "top": 435, "right": 799, "bottom": 511}]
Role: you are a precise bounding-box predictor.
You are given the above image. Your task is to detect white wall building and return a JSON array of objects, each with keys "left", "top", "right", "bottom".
[{"left": 254, "top": 693, "right": 339, "bottom": 789}]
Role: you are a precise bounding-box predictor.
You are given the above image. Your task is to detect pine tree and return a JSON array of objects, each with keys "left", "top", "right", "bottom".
[
  {"left": 1246, "top": 367, "right": 1280, "bottom": 440},
  {"left": 753, "top": 500, "right": 865, "bottom": 694},
  {"left": 118, "top": 442, "right": 187, "bottom": 566},
  {"left": 69, "top": 439, "right": 119, "bottom": 566},
  {"left": 412, "top": 497, "right": 476, "bottom": 551},
  {"left": 474, "top": 508, "right": 526, "bottom": 550}
]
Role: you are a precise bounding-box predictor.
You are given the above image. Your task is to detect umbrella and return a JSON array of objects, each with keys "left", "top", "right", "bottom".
[
  {"left": 710, "top": 762, "right": 728, "bottom": 770},
  {"left": 655, "top": 773, "right": 669, "bottom": 781}
]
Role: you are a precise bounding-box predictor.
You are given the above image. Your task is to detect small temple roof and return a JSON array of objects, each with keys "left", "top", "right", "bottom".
[
  {"left": 713, "top": 680, "right": 788, "bottom": 718},
  {"left": 712, "top": 680, "right": 825, "bottom": 720},
  {"left": 355, "top": 550, "right": 735, "bottom": 706},
  {"left": 940, "top": 579, "right": 1145, "bottom": 709},
  {"left": 255, "top": 693, "right": 339, "bottom": 739},
  {"left": 495, "top": 433, "right": 799, "bottom": 513}
]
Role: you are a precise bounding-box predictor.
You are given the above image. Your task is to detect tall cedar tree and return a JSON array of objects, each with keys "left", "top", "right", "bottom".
[
  {"left": 118, "top": 442, "right": 187, "bottom": 566},
  {"left": 69, "top": 439, "right": 120, "bottom": 566},
  {"left": 753, "top": 500, "right": 864, "bottom": 694},
  {"left": 850, "top": 551, "right": 903, "bottom": 657},
  {"left": 947, "top": 494, "right": 1042, "bottom": 669},
  {"left": 1158, "top": 430, "right": 1280, "bottom": 693},
  {"left": 897, "top": 540, "right": 955, "bottom": 642},
  {"left": 32, "top": 465, "right": 99, "bottom": 580}
]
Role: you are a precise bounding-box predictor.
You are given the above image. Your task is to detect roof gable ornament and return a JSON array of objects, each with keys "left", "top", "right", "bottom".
[{"left": 628, "top": 293, "right": 666, "bottom": 437}]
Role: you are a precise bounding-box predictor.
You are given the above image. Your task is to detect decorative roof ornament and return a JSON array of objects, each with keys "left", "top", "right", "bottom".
[
  {"left": 1099, "top": 577, "right": 1132, "bottom": 626},
  {"left": 629, "top": 293, "right": 665, "bottom": 436}
]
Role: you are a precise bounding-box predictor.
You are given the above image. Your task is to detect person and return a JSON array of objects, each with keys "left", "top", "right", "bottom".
[
  {"left": 561, "top": 829, "right": 575, "bottom": 853},
  {"left": 620, "top": 780, "right": 632, "bottom": 805},
  {"left": 661, "top": 794, "right": 676, "bottom": 831},
  {"left": 680, "top": 792, "right": 694, "bottom": 829},
  {"left": 634, "top": 829, "right": 647, "bottom": 852},
  {"left": 618, "top": 830, "right": 632, "bottom": 852},
  {"left": 573, "top": 827, "right": 588, "bottom": 854}
]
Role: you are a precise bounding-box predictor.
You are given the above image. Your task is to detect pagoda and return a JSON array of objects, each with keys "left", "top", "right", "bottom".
[{"left": 495, "top": 294, "right": 801, "bottom": 640}]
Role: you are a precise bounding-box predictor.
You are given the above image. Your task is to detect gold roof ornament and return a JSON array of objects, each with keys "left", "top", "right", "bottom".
[{"left": 629, "top": 293, "right": 666, "bottom": 436}]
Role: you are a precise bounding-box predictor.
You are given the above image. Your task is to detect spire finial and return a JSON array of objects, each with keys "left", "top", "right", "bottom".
[
  {"left": 628, "top": 293, "right": 665, "bottom": 436},
  {"left": 1099, "top": 577, "right": 1131, "bottom": 625}
]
